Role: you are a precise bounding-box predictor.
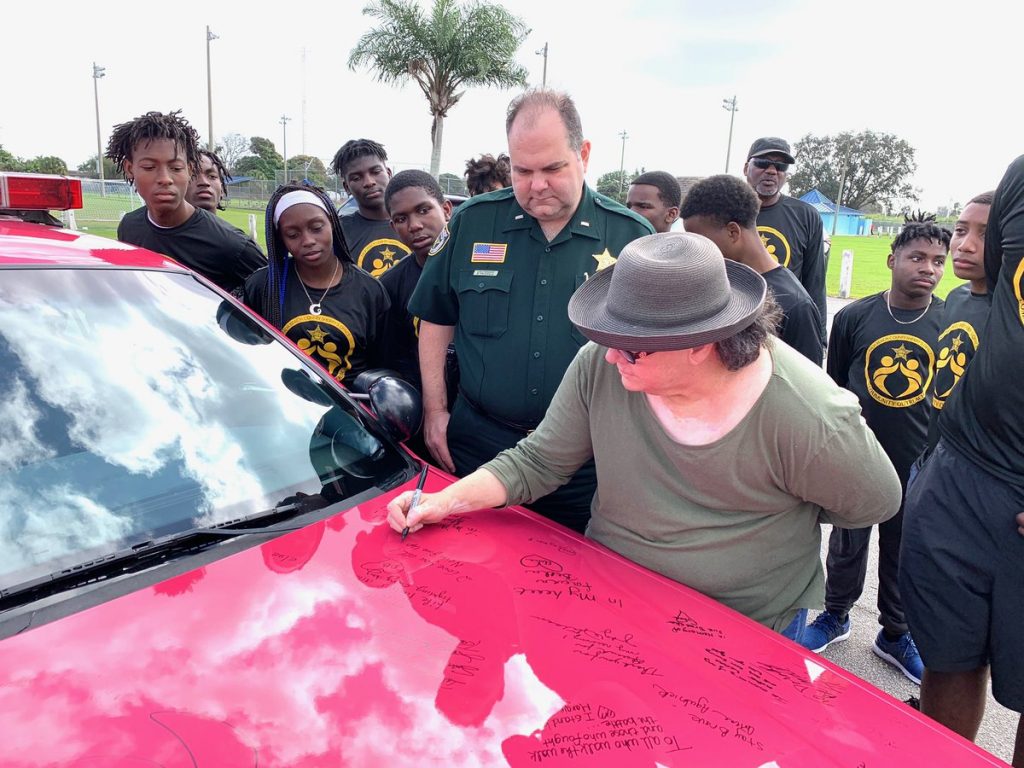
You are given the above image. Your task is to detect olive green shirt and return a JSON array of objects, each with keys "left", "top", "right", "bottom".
[
  {"left": 484, "top": 342, "right": 902, "bottom": 630},
  {"left": 408, "top": 185, "right": 653, "bottom": 425}
]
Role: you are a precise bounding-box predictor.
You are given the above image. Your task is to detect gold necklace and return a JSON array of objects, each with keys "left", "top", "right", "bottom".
[
  {"left": 298, "top": 259, "right": 340, "bottom": 315},
  {"left": 885, "top": 290, "right": 931, "bottom": 325}
]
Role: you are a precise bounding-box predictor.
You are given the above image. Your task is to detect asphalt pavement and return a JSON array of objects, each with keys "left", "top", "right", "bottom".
[{"left": 819, "top": 296, "right": 1015, "bottom": 765}]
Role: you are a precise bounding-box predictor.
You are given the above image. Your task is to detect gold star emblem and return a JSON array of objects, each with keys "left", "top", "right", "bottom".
[
  {"left": 380, "top": 246, "right": 396, "bottom": 261},
  {"left": 893, "top": 344, "right": 912, "bottom": 360},
  {"left": 592, "top": 248, "right": 617, "bottom": 271},
  {"left": 951, "top": 334, "right": 964, "bottom": 352},
  {"left": 308, "top": 325, "right": 328, "bottom": 344}
]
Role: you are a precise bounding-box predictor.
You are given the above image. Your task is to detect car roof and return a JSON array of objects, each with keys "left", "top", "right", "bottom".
[{"left": 0, "top": 220, "right": 184, "bottom": 271}]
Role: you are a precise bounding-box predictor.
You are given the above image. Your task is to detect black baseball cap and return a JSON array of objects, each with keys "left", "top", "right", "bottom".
[{"left": 747, "top": 137, "right": 795, "bottom": 164}]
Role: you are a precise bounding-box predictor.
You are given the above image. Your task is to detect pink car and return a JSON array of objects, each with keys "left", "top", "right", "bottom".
[{"left": 0, "top": 174, "right": 1006, "bottom": 767}]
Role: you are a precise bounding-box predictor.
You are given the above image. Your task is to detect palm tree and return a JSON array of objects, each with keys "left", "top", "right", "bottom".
[{"left": 348, "top": 0, "right": 529, "bottom": 177}]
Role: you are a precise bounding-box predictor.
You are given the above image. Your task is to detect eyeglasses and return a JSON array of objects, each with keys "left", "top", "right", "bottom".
[
  {"left": 750, "top": 158, "right": 790, "bottom": 173},
  {"left": 616, "top": 349, "right": 655, "bottom": 365}
]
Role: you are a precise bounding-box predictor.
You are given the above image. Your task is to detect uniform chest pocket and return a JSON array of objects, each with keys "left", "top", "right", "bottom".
[
  {"left": 457, "top": 269, "right": 514, "bottom": 338},
  {"left": 571, "top": 272, "right": 590, "bottom": 347}
]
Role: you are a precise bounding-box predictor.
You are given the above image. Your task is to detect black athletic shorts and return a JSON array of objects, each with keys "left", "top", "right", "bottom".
[{"left": 900, "top": 439, "right": 1024, "bottom": 712}]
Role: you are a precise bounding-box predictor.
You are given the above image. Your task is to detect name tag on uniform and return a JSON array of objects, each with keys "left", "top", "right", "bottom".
[
  {"left": 473, "top": 269, "right": 499, "bottom": 276},
  {"left": 471, "top": 242, "right": 507, "bottom": 263}
]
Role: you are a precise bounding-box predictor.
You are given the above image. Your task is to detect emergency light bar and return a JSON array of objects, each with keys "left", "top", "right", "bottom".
[{"left": 0, "top": 173, "right": 83, "bottom": 211}]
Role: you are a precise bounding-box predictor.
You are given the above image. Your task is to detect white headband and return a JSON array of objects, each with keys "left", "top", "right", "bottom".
[{"left": 273, "top": 190, "right": 330, "bottom": 225}]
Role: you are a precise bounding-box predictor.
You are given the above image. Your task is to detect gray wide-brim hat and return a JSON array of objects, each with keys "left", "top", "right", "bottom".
[{"left": 568, "top": 232, "right": 767, "bottom": 352}]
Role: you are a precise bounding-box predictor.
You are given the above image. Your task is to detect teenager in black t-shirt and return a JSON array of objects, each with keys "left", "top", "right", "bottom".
[
  {"left": 901, "top": 159, "right": 1024, "bottom": 759},
  {"left": 331, "top": 138, "right": 410, "bottom": 277},
  {"left": 681, "top": 174, "right": 825, "bottom": 365},
  {"left": 379, "top": 170, "right": 453, "bottom": 391},
  {"left": 243, "top": 183, "right": 389, "bottom": 386},
  {"left": 801, "top": 216, "right": 949, "bottom": 686},
  {"left": 107, "top": 111, "right": 265, "bottom": 294},
  {"left": 923, "top": 192, "right": 994, "bottom": 456}
]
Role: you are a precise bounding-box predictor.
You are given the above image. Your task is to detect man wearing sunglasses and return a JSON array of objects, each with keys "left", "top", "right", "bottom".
[
  {"left": 390, "top": 232, "right": 900, "bottom": 637},
  {"left": 744, "top": 137, "right": 827, "bottom": 338}
]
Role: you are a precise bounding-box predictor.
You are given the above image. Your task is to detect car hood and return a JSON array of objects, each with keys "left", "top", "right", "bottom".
[{"left": 0, "top": 474, "right": 1004, "bottom": 767}]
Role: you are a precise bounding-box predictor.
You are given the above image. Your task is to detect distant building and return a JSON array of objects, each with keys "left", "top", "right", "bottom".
[{"left": 799, "top": 189, "right": 872, "bottom": 235}]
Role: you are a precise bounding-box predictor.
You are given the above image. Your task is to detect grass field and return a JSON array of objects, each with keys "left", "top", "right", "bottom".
[{"left": 71, "top": 194, "right": 960, "bottom": 301}]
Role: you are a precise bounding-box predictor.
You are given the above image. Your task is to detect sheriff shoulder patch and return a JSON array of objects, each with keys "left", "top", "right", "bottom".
[{"left": 427, "top": 225, "right": 451, "bottom": 257}]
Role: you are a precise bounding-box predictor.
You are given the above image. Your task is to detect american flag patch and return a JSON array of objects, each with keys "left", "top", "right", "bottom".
[{"left": 471, "top": 242, "right": 507, "bottom": 263}]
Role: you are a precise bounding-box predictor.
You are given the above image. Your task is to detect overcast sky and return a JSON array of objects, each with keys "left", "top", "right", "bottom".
[{"left": 2, "top": 0, "right": 1018, "bottom": 208}]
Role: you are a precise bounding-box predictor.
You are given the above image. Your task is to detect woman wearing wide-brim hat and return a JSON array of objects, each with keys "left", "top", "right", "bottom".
[{"left": 386, "top": 232, "right": 902, "bottom": 638}]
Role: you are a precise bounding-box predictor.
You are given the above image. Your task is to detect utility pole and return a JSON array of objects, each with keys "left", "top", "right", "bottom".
[
  {"left": 833, "top": 155, "right": 850, "bottom": 237},
  {"left": 206, "top": 26, "right": 218, "bottom": 151},
  {"left": 722, "top": 95, "right": 738, "bottom": 173},
  {"left": 280, "top": 115, "right": 291, "bottom": 184},
  {"left": 92, "top": 62, "right": 106, "bottom": 196},
  {"left": 536, "top": 42, "right": 548, "bottom": 88},
  {"left": 618, "top": 130, "right": 629, "bottom": 199}
]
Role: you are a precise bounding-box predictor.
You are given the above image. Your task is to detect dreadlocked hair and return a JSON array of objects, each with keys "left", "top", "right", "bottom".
[
  {"left": 262, "top": 181, "right": 353, "bottom": 329},
  {"left": 105, "top": 110, "right": 201, "bottom": 181},
  {"left": 331, "top": 139, "right": 388, "bottom": 177},
  {"left": 199, "top": 149, "right": 232, "bottom": 209},
  {"left": 891, "top": 210, "right": 951, "bottom": 254}
]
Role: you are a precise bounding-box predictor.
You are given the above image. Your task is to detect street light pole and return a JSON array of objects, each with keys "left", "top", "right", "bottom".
[
  {"left": 206, "top": 26, "right": 219, "bottom": 151},
  {"left": 92, "top": 62, "right": 106, "bottom": 196},
  {"left": 618, "top": 130, "right": 629, "bottom": 199},
  {"left": 722, "top": 95, "right": 738, "bottom": 173},
  {"left": 536, "top": 42, "right": 548, "bottom": 88},
  {"left": 280, "top": 115, "right": 291, "bottom": 184}
]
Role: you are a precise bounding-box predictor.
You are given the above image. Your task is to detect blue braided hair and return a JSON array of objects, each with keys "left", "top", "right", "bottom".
[{"left": 262, "top": 181, "right": 352, "bottom": 328}]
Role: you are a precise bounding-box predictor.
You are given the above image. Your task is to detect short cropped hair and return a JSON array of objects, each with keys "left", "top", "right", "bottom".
[
  {"left": 631, "top": 171, "right": 682, "bottom": 208},
  {"left": 505, "top": 89, "right": 583, "bottom": 152},
  {"left": 680, "top": 174, "right": 760, "bottom": 230},
  {"left": 385, "top": 170, "right": 445, "bottom": 211}
]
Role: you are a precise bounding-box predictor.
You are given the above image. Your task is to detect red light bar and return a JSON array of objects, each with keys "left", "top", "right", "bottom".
[{"left": 0, "top": 173, "right": 83, "bottom": 211}]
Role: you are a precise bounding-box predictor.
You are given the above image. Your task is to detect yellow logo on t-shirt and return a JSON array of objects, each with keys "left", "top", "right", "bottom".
[
  {"left": 358, "top": 238, "right": 411, "bottom": 277},
  {"left": 931, "top": 321, "right": 981, "bottom": 410},
  {"left": 1014, "top": 256, "right": 1024, "bottom": 326},
  {"left": 864, "top": 334, "right": 935, "bottom": 408},
  {"left": 282, "top": 315, "right": 357, "bottom": 382},
  {"left": 758, "top": 225, "right": 792, "bottom": 268}
]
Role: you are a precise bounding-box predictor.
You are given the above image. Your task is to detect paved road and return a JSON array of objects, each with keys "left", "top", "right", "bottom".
[{"left": 820, "top": 296, "right": 1015, "bottom": 764}]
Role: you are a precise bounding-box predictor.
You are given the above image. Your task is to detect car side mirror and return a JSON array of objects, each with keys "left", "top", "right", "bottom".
[{"left": 350, "top": 370, "right": 423, "bottom": 444}]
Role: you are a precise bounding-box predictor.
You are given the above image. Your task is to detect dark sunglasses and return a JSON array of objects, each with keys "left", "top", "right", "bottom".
[
  {"left": 616, "top": 349, "right": 655, "bottom": 364},
  {"left": 750, "top": 158, "right": 790, "bottom": 172}
]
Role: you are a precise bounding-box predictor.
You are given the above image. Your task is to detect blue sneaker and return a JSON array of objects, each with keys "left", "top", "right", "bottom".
[
  {"left": 872, "top": 630, "right": 924, "bottom": 685},
  {"left": 799, "top": 611, "right": 851, "bottom": 653}
]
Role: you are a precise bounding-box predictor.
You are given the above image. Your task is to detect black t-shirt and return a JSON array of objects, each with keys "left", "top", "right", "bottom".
[
  {"left": 118, "top": 207, "right": 266, "bottom": 293},
  {"left": 756, "top": 195, "right": 826, "bottom": 337},
  {"left": 339, "top": 211, "right": 411, "bottom": 277},
  {"left": 827, "top": 291, "right": 945, "bottom": 482},
  {"left": 941, "top": 154, "right": 1024, "bottom": 483},
  {"left": 243, "top": 262, "right": 390, "bottom": 385},
  {"left": 924, "top": 284, "right": 991, "bottom": 455},
  {"left": 763, "top": 266, "right": 825, "bottom": 365},
  {"left": 378, "top": 254, "right": 423, "bottom": 390}
]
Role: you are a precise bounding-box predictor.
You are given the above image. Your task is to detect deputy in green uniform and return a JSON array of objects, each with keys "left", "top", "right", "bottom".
[{"left": 409, "top": 89, "right": 653, "bottom": 533}]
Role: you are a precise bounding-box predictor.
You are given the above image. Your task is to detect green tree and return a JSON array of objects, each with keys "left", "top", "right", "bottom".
[
  {"left": 235, "top": 136, "right": 284, "bottom": 179},
  {"left": 288, "top": 155, "right": 329, "bottom": 185},
  {"left": 438, "top": 171, "right": 468, "bottom": 195},
  {"left": 0, "top": 146, "right": 25, "bottom": 171},
  {"left": 74, "top": 155, "right": 118, "bottom": 179},
  {"left": 26, "top": 156, "right": 68, "bottom": 175},
  {"left": 787, "top": 131, "right": 918, "bottom": 211},
  {"left": 596, "top": 169, "right": 641, "bottom": 204},
  {"left": 349, "top": 0, "right": 529, "bottom": 177}
]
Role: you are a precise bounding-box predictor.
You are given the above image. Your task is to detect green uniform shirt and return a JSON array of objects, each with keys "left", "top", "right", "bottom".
[{"left": 408, "top": 185, "right": 653, "bottom": 425}]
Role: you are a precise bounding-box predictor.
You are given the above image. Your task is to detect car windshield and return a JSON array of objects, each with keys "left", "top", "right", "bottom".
[{"left": 0, "top": 267, "right": 410, "bottom": 591}]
